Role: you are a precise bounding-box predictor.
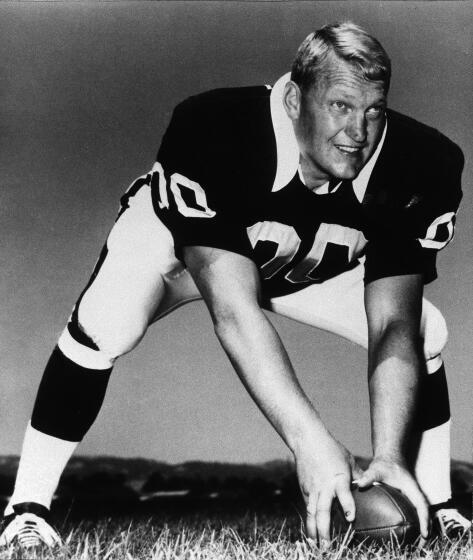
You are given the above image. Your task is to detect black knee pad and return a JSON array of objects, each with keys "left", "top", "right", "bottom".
[
  {"left": 31, "top": 346, "right": 112, "bottom": 442},
  {"left": 415, "top": 363, "right": 451, "bottom": 431}
]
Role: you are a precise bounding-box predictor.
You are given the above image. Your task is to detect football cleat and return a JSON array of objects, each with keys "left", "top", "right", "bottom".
[
  {"left": 0, "top": 502, "right": 61, "bottom": 548},
  {"left": 431, "top": 501, "right": 471, "bottom": 540}
]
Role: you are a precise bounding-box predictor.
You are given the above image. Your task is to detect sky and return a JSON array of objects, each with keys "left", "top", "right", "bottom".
[{"left": 0, "top": 1, "right": 472, "bottom": 464}]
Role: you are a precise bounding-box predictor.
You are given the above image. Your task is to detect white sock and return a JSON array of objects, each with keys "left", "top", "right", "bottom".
[
  {"left": 5, "top": 423, "right": 78, "bottom": 515},
  {"left": 414, "top": 419, "right": 452, "bottom": 505}
]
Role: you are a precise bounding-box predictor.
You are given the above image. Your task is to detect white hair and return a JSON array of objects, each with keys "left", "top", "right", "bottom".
[{"left": 291, "top": 21, "right": 391, "bottom": 94}]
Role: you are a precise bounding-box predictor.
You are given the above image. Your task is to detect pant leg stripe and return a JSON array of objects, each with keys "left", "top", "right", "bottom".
[
  {"left": 426, "top": 354, "right": 443, "bottom": 374},
  {"left": 58, "top": 328, "right": 114, "bottom": 370}
]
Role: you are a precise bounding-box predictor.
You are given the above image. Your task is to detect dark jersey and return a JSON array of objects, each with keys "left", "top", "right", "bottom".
[{"left": 149, "top": 78, "right": 463, "bottom": 298}]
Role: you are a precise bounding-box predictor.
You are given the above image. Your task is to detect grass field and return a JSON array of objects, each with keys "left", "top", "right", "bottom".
[
  {"left": 0, "top": 510, "right": 470, "bottom": 560},
  {"left": 0, "top": 457, "right": 470, "bottom": 559}
]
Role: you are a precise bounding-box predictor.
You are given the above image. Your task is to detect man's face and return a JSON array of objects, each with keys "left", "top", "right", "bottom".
[{"left": 287, "top": 57, "right": 387, "bottom": 185}]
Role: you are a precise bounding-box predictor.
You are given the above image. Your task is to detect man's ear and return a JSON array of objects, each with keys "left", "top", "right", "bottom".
[{"left": 283, "top": 81, "right": 302, "bottom": 120}]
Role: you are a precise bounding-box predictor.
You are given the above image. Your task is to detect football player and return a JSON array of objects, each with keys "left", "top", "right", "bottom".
[{"left": 1, "top": 21, "right": 470, "bottom": 547}]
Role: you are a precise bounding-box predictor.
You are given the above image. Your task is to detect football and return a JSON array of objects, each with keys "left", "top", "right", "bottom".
[{"left": 331, "top": 482, "right": 420, "bottom": 545}]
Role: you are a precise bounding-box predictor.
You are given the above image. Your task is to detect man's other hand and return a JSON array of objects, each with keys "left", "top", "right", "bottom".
[
  {"left": 356, "top": 456, "right": 430, "bottom": 538},
  {"left": 295, "top": 437, "right": 363, "bottom": 544}
]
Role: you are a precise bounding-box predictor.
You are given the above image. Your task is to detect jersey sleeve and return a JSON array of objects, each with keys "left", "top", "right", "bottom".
[
  {"left": 364, "top": 137, "right": 464, "bottom": 284},
  {"left": 151, "top": 98, "right": 254, "bottom": 261}
]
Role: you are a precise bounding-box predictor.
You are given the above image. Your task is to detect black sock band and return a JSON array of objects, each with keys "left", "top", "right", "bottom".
[
  {"left": 31, "top": 346, "right": 112, "bottom": 442},
  {"left": 416, "top": 363, "right": 451, "bottom": 431}
]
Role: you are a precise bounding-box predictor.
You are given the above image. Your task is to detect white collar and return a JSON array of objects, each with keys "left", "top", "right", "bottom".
[
  {"left": 270, "top": 73, "right": 300, "bottom": 192},
  {"left": 269, "top": 72, "right": 387, "bottom": 202}
]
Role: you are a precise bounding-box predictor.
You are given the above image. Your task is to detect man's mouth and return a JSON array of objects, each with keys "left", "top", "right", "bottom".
[{"left": 335, "top": 145, "right": 363, "bottom": 155}]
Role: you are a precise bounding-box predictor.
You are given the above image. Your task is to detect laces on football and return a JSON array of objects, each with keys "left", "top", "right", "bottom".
[{"left": 0, "top": 512, "right": 61, "bottom": 548}]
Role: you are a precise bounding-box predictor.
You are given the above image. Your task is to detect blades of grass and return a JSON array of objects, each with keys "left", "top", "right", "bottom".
[{"left": 332, "top": 526, "right": 354, "bottom": 560}]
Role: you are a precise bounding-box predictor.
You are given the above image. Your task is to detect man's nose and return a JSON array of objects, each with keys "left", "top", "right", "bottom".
[{"left": 346, "top": 112, "right": 367, "bottom": 144}]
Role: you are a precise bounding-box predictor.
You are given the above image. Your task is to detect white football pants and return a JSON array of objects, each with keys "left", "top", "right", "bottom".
[
  {"left": 59, "top": 183, "right": 449, "bottom": 505},
  {"left": 59, "top": 183, "right": 447, "bottom": 373}
]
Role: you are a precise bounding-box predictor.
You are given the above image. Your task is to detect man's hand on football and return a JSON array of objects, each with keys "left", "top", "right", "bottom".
[
  {"left": 355, "top": 456, "right": 430, "bottom": 538},
  {"left": 295, "top": 436, "right": 363, "bottom": 544}
]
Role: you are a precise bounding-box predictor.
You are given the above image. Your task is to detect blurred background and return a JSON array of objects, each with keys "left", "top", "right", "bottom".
[{"left": 1, "top": 1, "right": 472, "bottom": 469}]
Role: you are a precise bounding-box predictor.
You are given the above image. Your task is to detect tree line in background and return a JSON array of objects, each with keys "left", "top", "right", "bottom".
[{"left": 0, "top": 456, "right": 470, "bottom": 519}]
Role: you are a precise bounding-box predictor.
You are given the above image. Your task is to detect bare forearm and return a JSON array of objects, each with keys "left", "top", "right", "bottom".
[
  {"left": 359, "top": 276, "right": 429, "bottom": 537},
  {"left": 215, "top": 306, "right": 330, "bottom": 454},
  {"left": 368, "top": 323, "right": 422, "bottom": 461}
]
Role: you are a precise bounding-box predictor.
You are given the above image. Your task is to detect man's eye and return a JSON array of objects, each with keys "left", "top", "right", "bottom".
[
  {"left": 332, "top": 101, "right": 347, "bottom": 110},
  {"left": 366, "top": 106, "right": 384, "bottom": 118}
]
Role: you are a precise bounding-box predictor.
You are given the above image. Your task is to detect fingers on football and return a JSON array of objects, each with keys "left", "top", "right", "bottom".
[
  {"left": 305, "top": 494, "right": 317, "bottom": 540},
  {"left": 355, "top": 466, "right": 380, "bottom": 488},
  {"left": 351, "top": 463, "right": 364, "bottom": 482},
  {"left": 399, "top": 477, "right": 430, "bottom": 538},
  {"left": 315, "top": 492, "right": 333, "bottom": 543},
  {"left": 335, "top": 474, "right": 356, "bottom": 522}
]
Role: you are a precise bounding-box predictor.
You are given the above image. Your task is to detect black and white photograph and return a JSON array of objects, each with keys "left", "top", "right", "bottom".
[{"left": 0, "top": 1, "right": 471, "bottom": 558}]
